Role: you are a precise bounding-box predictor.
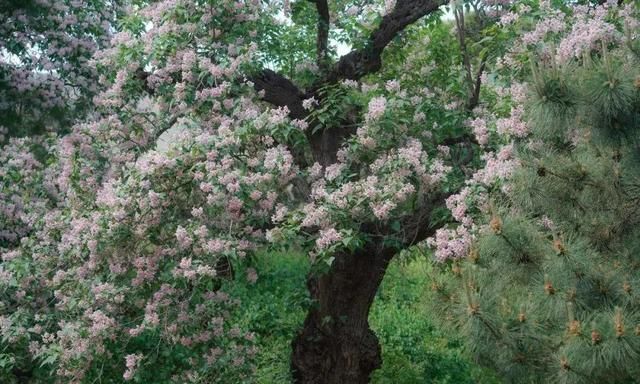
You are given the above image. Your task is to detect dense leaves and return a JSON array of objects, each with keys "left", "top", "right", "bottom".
[
  {"left": 427, "top": 2, "right": 640, "bottom": 383},
  {"left": 0, "top": 0, "right": 638, "bottom": 382}
]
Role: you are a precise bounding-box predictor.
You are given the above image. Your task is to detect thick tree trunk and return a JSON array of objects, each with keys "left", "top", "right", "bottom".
[{"left": 291, "top": 243, "right": 395, "bottom": 384}]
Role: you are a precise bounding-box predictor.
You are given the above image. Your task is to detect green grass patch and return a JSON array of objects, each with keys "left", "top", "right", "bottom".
[{"left": 226, "top": 253, "right": 498, "bottom": 383}]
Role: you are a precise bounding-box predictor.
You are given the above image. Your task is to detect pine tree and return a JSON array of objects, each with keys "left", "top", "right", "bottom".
[{"left": 428, "top": 34, "right": 640, "bottom": 384}]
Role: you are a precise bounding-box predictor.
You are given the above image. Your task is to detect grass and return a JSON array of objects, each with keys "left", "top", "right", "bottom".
[{"left": 225, "top": 252, "right": 499, "bottom": 383}]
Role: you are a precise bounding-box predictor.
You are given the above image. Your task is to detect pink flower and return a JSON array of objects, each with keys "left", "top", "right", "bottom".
[
  {"left": 309, "top": 163, "right": 323, "bottom": 180},
  {"left": 467, "top": 117, "right": 489, "bottom": 146},
  {"left": 556, "top": 15, "right": 619, "bottom": 63},
  {"left": 371, "top": 201, "right": 395, "bottom": 220},
  {"left": 324, "top": 163, "right": 345, "bottom": 181},
  {"left": 175, "top": 226, "right": 193, "bottom": 249},
  {"left": 499, "top": 12, "right": 519, "bottom": 26},
  {"left": 446, "top": 188, "right": 471, "bottom": 222},
  {"left": 366, "top": 97, "right": 386, "bottom": 121},
  {"left": 269, "top": 106, "right": 290, "bottom": 125},
  {"left": 385, "top": 80, "right": 400, "bottom": 92},
  {"left": 316, "top": 228, "right": 342, "bottom": 250},
  {"left": 414, "top": 112, "right": 426, "bottom": 122},
  {"left": 302, "top": 97, "right": 318, "bottom": 110},
  {"left": 496, "top": 106, "right": 528, "bottom": 138},
  {"left": 383, "top": 0, "right": 396, "bottom": 15},
  {"left": 472, "top": 144, "right": 518, "bottom": 185},
  {"left": 522, "top": 12, "right": 565, "bottom": 45},
  {"left": 123, "top": 354, "right": 143, "bottom": 381},
  {"left": 246, "top": 268, "right": 258, "bottom": 284},
  {"left": 346, "top": 5, "right": 360, "bottom": 16},
  {"left": 87, "top": 310, "right": 115, "bottom": 338},
  {"left": 291, "top": 119, "right": 309, "bottom": 130},
  {"left": 427, "top": 226, "right": 472, "bottom": 262},
  {"left": 271, "top": 204, "right": 288, "bottom": 223},
  {"left": 148, "top": 190, "right": 162, "bottom": 208}
]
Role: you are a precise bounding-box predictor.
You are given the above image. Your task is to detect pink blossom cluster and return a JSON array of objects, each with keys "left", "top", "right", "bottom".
[
  {"left": 428, "top": 141, "right": 517, "bottom": 262},
  {"left": 0, "top": 1, "right": 294, "bottom": 380},
  {"left": 521, "top": 11, "right": 565, "bottom": 46},
  {"left": 346, "top": 5, "right": 360, "bottom": 16},
  {"left": 0, "top": 0, "right": 119, "bottom": 135},
  {"left": 0, "top": 135, "right": 60, "bottom": 244},
  {"left": 302, "top": 97, "right": 319, "bottom": 110},
  {"left": 292, "top": 134, "right": 453, "bottom": 257},
  {"left": 556, "top": 11, "right": 620, "bottom": 63},
  {"left": 366, "top": 96, "right": 387, "bottom": 121},
  {"left": 123, "top": 354, "right": 143, "bottom": 381},
  {"left": 446, "top": 188, "right": 471, "bottom": 223},
  {"left": 496, "top": 106, "right": 528, "bottom": 138},
  {"left": 316, "top": 228, "right": 342, "bottom": 250},
  {"left": 467, "top": 117, "right": 489, "bottom": 146},
  {"left": 472, "top": 144, "right": 518, "bottom": 186},
  {"left": 509, "top": 82, "right": 529, "bottom": 104},
  {"left": 498, "top": 12, "right": 519, "bottom": 26},
  {"left": 427, "top": 226, "right": 472, "bottom": 262},
  {"left": 383, "top": 0, "right": 397, "bottom": 16}
]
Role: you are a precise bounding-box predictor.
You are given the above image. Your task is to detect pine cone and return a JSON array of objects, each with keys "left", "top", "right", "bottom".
[
  {"left": 568, "top": 320, "right": 581, "bottom": 336},
  {"left": 468, "top": 247, "right": 479, "bottom": 263},
  {"left": 490, "top": 216, "right": 502, "bottom": 234},
  {"left": 544, "top": 281, "right": 555, "bottom": 295},
  {"left": 553, "top": 239, "right": 565, "bottom": 255},
  {"left": 614, "top": 309, "right": 624, "bottom": 338}
]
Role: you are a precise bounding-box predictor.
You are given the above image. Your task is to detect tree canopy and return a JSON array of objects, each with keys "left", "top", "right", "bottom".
[{"left": 0, "top": 0, "right": 639, "bottom": 383}]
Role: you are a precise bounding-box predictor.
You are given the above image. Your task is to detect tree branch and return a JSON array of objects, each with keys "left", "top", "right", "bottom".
[
  {"left": 323, "top": 0, "right": 446, "bottom": 83},
  {"left": 468, "top": 57, "right": 486, "bottom": 110},
  {"left": 453, "top": 3, "right": 487, "bottom": 111},
  {"left": 250, "top": 69, "right": 307, "bottom": 120},
  {"left": 308, "top": 0, "right": 330, "bottom": 71},
  {"left": 401, "top": 191, "right": 450, "bottom": 247},
  {"left": 250, "top": 0, "right": 446, "bottom": 165},
  {"left": 439, "top": 132, "right": 478, "bottom": 147}
]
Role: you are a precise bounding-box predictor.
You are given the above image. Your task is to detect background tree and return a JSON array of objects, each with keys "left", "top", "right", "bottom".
[{"left": 0, "top": 0, "right": 122, "bottom": 140}]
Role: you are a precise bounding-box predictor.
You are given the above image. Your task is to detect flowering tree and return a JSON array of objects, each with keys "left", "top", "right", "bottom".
[
  {"left": 0, "top": 0, "right": 121, "bottom": 140},
  {"left": 3, "top": 0, "right": 624, "bottom": 383}
]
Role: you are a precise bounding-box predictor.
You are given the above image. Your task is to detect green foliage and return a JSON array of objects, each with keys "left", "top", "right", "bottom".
[
  {"left": 370, "top": 260, "right": 499, "bottom": 384},
  {"left": 228, "top": 252, "right": 497, "bottom": 383},
  {"left": 224, "top": 252, "right": 311, "bottom": 383},
  {"left": 427, "top": 41, "right": 640, "bottom": 384}
]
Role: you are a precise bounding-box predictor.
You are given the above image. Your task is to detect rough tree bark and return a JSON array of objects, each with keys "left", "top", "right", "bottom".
[
  {"left": 288, "top": 203, "right": 444, "bottom": 382},
  {"left": 290, "top": 244, "right": 396, "bottom": 384}
]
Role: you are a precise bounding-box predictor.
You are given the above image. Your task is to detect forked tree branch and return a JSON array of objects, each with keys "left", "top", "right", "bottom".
[
  {"left": 323, "top": 0, "right": 446, "bottom": 84},
  {"left": 250, "top": 0, "right": 446, "bottom": 165},
  {"left": 251, "top": 0, "right": 446, "bottom": 117}
]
